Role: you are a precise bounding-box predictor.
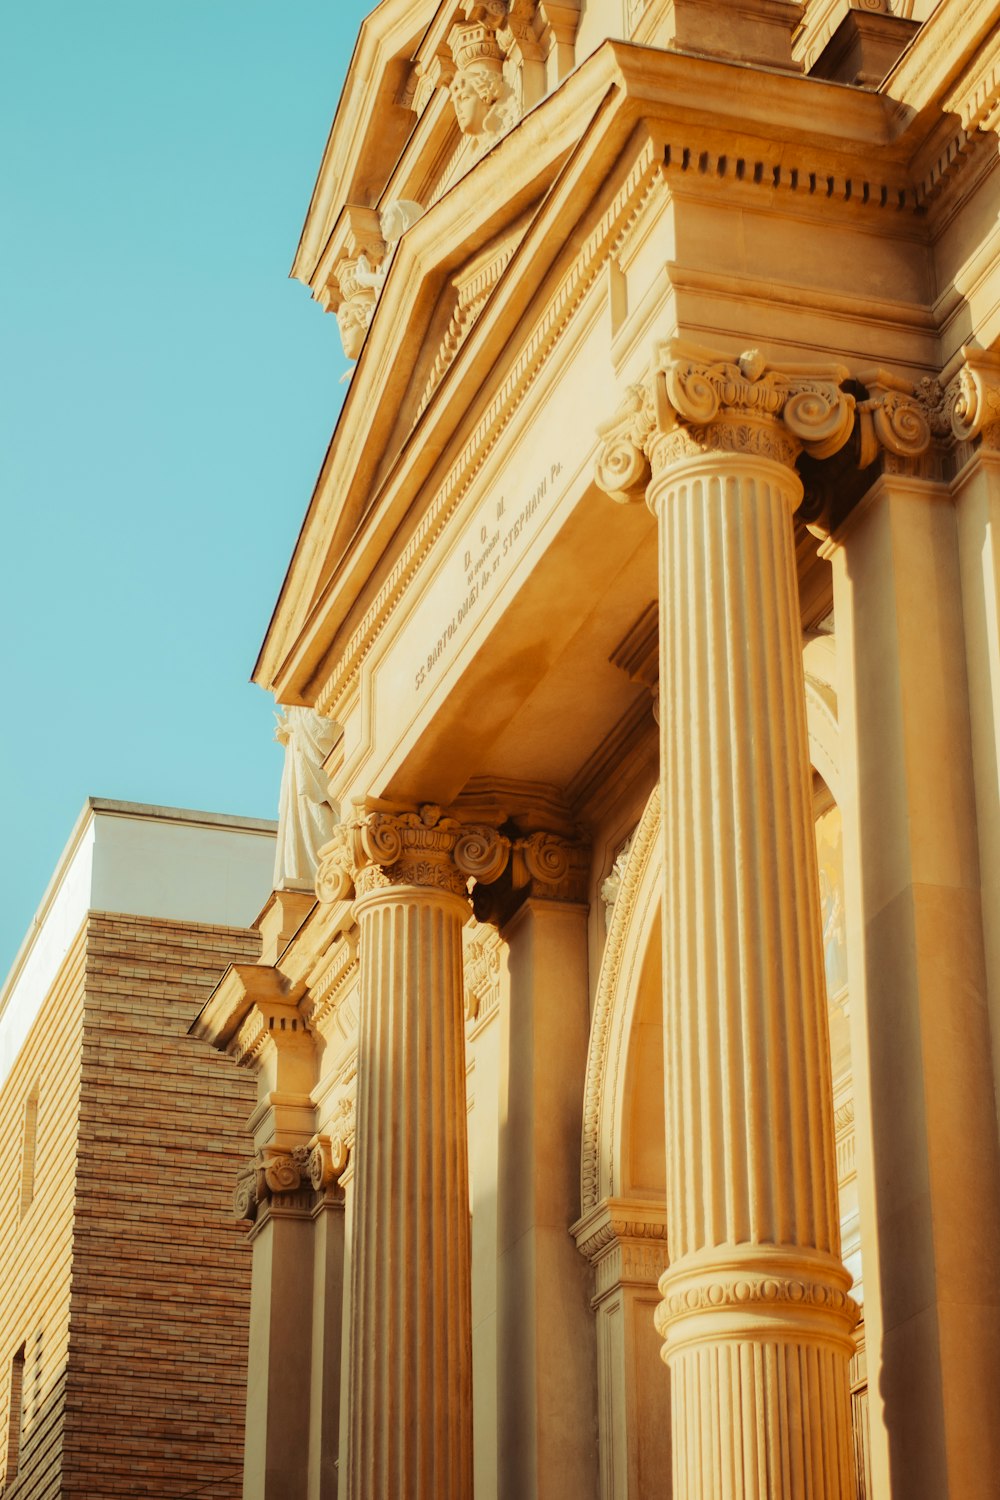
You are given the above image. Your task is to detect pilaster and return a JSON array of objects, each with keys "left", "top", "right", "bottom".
[
  {"left": 822, "top": 442, "right": 1000, "bottom": 1500},
  {"left": 573, "top": 1200, "right": 670, "bottom": 1500},
  {"left": 192, "top": 963, "right": 320, "bottom": 1500},
  {"left": 495, "top": 838, "right": 598, "bottom": 1500},
  {"left": 949, "top": 349, "right": 1000, "bottom": 1151}
]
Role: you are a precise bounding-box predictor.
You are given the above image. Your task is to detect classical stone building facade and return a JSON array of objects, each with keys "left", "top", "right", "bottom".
[
  {"left": 197, "top": 2, "right": 1000, "bottom": 1497},
  {"left": 0, "top": 800, "right": 275, "bottom": 1498}
]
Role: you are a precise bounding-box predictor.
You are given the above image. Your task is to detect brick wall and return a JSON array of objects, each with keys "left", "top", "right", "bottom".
[
  {"left": 0, "top": 925, "right": 87, "bottom": 1499},
  {"left": 0, "top": 910, "right": 261, "bottom": 1500},
  {"left": 56, "top": 912, "right": 259, "bottom": 1499}
]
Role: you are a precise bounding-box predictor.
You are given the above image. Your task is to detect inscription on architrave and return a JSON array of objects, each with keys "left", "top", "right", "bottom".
[{"left": 412, "top": 458, "right": 565, "bottom": 694}]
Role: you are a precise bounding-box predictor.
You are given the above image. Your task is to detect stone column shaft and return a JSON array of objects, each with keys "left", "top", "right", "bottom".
[
  {"left": 653, "top": 447, "right": 855, "bottom": 1500},
  {"left": 949, "top": 357, "right": 1000, "bottom": 1147},
  {"left": 597, "top": 344, "right": 863, "bottom": 1500},
  {"left": 658, "top": 456, "right": 841, "bottom": 1259},
  {"left": 348, "top": 886, "right": 472, "bottom": 1497},
  {"left": 317, "top": 808, "right": 509, "bottom": 1500}
]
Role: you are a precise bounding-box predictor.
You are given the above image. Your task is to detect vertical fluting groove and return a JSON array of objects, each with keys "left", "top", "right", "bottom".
[
  {"left": 654, "top": 449, "right": 855, "bottom": 1500},
  {"left": 346, "top": 888, "right": 473, "bottom": 1500},
  {"left": 717, "top": 476, "right": 749, "bottom": 1247}
]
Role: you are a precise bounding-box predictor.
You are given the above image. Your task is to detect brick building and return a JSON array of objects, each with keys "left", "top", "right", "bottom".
[{"left": 0, "top": 800, "right": 275, "bottom": 1498}]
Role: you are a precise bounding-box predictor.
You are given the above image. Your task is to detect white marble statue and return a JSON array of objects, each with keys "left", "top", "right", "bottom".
[{"left": 272, "top": 707, "right": 340, "bottom": 891}]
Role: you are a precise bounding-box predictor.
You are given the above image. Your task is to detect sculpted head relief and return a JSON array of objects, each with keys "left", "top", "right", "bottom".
[{"left": 448, "top": 20, "right": 519, "bottom": 143}]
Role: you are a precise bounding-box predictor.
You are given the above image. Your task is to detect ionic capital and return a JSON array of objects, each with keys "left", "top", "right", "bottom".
[
  {"left": 595, "top": 343, "right": 857, "bottom": 505},
  {"left": 946, "top": 347, "right": 1000, "bottom": 447},
  {"left": 233, "top": 1114, "right": 355, "bottom": 1226},
  {"left": 315, "top": 803, "right": 591, "bottom": 924},
  {"left": 315, "top": 804, "right": 510, "bottom": 905},
  {"left": 854, "top": 369, "right": 939, "bottom": 466},
  {"left": 509, "top": 829, "right": 589, "bottom": 903},
  {"left": 234, "top": 1143, "right": 313, "bottom": 1225}
]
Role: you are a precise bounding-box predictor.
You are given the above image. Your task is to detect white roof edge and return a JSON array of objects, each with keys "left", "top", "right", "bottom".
[
  {"left": 86, "top": 797, "right": 278, "bottom": 834},
  {"left": 0, "top": 800, "right": 97, "bottom": 1025},
  {"left": 0, "top": 798, "right": 278, "bottom": 1026}
]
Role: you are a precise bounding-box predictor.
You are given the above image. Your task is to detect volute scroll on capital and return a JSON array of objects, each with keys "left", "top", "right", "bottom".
[
  {"left": 945, "top": 347, "right": 1000, "bottom": 446},
  {"left": 233, "top": 1143, "right": 313, "bottom": 1225},
  {"left": 233, "top": 1125, "right": 357, "bottom": 1224},
  {"left": 315, "top": 803, "right": 589, "bottom": 912},
  {"left": 595, "top": 344, "right": 859, "bottom": 507},
  {"left": 315, "top": 804, "right": 511, "bottom": 906},
  {"left": 594, "top": 342, "right": 949, "bottom": 523}
]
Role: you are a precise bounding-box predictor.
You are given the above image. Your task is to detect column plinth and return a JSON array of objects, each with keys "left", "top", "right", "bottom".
[
  {"left": 316, "top": 805, "right": 508, "bottom": 1500},
  {"left": 598, "top": 343, "right": 863, "bottom": 1500}
]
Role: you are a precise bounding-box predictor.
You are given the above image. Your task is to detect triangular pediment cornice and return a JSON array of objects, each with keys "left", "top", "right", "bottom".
[
  {"left": 291, "top": 1, "right": 438, "bottom": 289},
  {"left": 295, "top": 3, "right": 585, "bottom": 301},
  {"left": 258, "top": 31, "right": 978, "bottom": 703}
]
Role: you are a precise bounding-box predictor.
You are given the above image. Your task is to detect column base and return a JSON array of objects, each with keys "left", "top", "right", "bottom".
[{"left": 656, "top": 1247, "right": 858, "bottom": 1500}]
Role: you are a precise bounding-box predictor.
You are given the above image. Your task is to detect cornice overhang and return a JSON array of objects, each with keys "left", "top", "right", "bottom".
[
  {"left": 258, "top": 37, "right": 926, "bottom": 705},
  {"left": 189, "top": 961, "right": 293, "bottom": 1050},
  {"left": 878, "top": 0, "right": 1000, "bottom": 213},
  {"left": 882, "top": 0, "right": 1000, "bottom": 129}
]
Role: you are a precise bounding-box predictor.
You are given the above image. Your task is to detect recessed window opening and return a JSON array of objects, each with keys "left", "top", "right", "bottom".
[
  {"left": 20, "top": 1087, "right": 39, "bottom": 1219},
  {"left": 4, "top": 1344, "right": 26, "bottom": 1485}
]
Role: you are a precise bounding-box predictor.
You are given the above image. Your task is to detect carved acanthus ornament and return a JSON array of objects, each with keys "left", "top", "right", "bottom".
[
  {"left": 233, "top": 1143, "right": 313, "bottom": 1224},
  {"left": 854, "top": 374, "right": 935, "bottom": 468},
  {"left": 595, "top": 344, "right": 858, "bottom": 508},
  {"left": 306, "top": 1099, "right": 356, "bottom": 1192},
  {"left": 315, "top": 803, "right": 588, "bottom": 915},
  {"left": 464, "top": 920, "right": 504, "bottom": 1024},
  {"left": 595, "top": 342, "right": 958, "bottom": 533},
  {"left": 599, "top": 832, "right": 634, "bottom": 933},
  {"left": 233, "top": 1113, "right": 356, "bottom": 1225},
  {"left": 316, "top": 804, "right": 509, "bottom": 905},
  {"left": 509, "top": 830, "right": 589, "bottom": 903}
]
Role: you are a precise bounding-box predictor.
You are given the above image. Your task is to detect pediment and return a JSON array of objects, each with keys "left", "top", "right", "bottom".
[
  {"left": 258, "top": 41, "right": 615, "bottom": 700},
  {"left": 258, "top": 17, "right": 973, "bottom": 706},
  {"left": 294, "top": 3, "right": 582, "bottom": 303}
]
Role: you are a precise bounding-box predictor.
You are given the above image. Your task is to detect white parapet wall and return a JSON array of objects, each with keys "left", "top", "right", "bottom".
[{"left": 0, "top": 798, "right": 277, "bottom": 1091}]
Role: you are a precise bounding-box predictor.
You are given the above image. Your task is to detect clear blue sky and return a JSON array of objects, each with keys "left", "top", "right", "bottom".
[{"left": 1, "top": 1, "right": 373, "bottom": 975}]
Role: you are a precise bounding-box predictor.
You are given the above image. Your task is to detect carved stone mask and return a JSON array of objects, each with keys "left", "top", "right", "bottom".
[
  {"left": 450, "top": 70, "right": 491, "bottom": 134},
  {"left": 336, "top": 299, "right": 369, "bottom": 360}
]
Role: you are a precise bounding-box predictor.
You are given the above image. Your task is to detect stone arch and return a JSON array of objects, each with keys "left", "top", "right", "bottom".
[
  {"left": 805, "top": 631, "right": 841, "bottom": 803},
  {"left": 580, "top": 781, "right": 662, "bottom": 1217}
]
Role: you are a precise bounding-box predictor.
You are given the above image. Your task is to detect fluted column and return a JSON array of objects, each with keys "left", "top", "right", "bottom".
[
  {"left": 596, "top": 344, "right": 876, "bottom": 1500},
  {"left": 316, "top": 807, "right": 507, "bottom": 1500}
]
